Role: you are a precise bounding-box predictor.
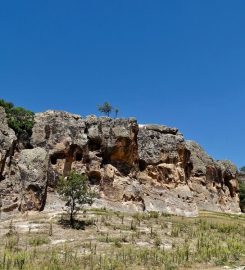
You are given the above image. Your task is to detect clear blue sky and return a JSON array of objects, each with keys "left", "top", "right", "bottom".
[{"left": 0, "top": 1, "right": 244, "bottom": 168}]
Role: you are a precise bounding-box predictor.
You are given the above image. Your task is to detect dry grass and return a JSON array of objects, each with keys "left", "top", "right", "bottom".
[{"left": 0, "top": 209, "right": 244, "bottom": 270}]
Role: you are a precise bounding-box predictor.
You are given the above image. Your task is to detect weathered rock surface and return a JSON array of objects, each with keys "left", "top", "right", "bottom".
[
  {"left": 0, "top": 107, "right": 16, "bottom": 180},
  {"left": 17, "top": 148, "right": 48, "bottom": 211},
  {"left": 0, "top": 109, "right": 242, "bottom": 216},
  {"left": 0, "top": 108, "right": 49, "bottom": 214},
  {"left": 0, "top": 107, "right": 18, "bottom": 215},
  {"left": 137, "top": 125, "right": 197, "bottom": 216},
  {"left": 186, "top": 141, "right": 240, "bottom": 213}
]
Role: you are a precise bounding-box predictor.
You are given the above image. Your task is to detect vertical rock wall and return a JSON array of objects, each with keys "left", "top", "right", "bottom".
[{"left": 0, "top": 108, "right": 242, "bottom": 216}]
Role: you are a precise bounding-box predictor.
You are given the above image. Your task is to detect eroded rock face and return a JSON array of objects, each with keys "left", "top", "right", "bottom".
[
  {"left": 186, "top": 141, "right": 240, "bottom": 213},
  {"left": 17, "top": 148, "right": 48, "bottom": 211},
  {"left": 0, "top": 108, "right": 242, "bottom": 216},
  {"left": 0, "top": 108, "right": 49, "bottom": 214},
  {"left": 136, "top": 125, "right": 197, "bottom": 216},
  {"left": 0, "top": 107, "right": 16, "bottom": 180},
  {"left": 0, "top": 107, "right": 18, "bottom": 214}
]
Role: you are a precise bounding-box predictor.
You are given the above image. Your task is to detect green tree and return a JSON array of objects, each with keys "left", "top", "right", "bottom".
[
  {"left": 97, "top": 102, "right": 113, "bottom": 117},
  {"left": 114, "top": 108, "right": 119, "bottom": 118},
  {"left": 0, "top": 99, "right": 34, "bottom": 138},
  {"left": 240, "top": 166, "right": 245, "bottom": 172},
  {"left": 239, "top": 180, "right": 245, "bottom": 212},
  {"left": 57, "top": 171, "right": 95, "bottom": 227}
]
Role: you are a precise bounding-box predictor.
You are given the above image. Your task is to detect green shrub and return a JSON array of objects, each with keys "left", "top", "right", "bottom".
[
  {"left": 239, "top": 180, "right": 245, "bottom": 212},
  {"left": 28, "top": 235, "right": 49, "bottom": 246},
  {"left": 0, "top": 99, "right": 34, "bottom": 138},
  {"left": 148, "top": 211, "right": 159, "bottom": 219}
]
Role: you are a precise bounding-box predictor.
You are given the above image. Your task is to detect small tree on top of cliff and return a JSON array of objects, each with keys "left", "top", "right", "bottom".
[
  {"left": 114, "top": 108, "right": 119, "bottom": 118},
  {"left": 57, "top": 171, "right": 95, "bottom": 227},
  {"left": 97, "top": 102, "right": 113, "bottom": 117}
]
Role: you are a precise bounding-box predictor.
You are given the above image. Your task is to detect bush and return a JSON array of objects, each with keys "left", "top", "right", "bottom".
[
  {"left": 0, "top": 99, "right": 34, "bottom": 138},
  {"left": 240, "top": 166, "right": 245, "bottom": 172},
  {"left": 239, "top": 180, "right": 245, "bottom": 212}
]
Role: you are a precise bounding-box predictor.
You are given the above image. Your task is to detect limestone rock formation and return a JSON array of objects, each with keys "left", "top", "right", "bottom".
[
  {"left": 137, "top": 125, "right": 197, "bottom": 216},
  {"left": 0, "top": 107, "right": 18, "bottom": 214},
  {"left": 0, "top": 107, "right": 16, "bottom": 180},
  {"left": 17, "top": 148, "right": 48, "bottom": 211},
  {"left": 0, "top": 108, "right": 242, "bottom": 216},
  {"left": 186, "top": 141, "right": 240, "bottom": 213},
  {"left": 0, "top": 108, "right": 49, "bottom": 214}
]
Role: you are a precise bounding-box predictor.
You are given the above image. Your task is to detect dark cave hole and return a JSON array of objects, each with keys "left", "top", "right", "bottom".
[
  {"left": 139, "top": 159, "right": 147, "bottom": 171},
  {"left": 75, "top": 152, "right": 83, "bottom": 161},
  {"left": 88, "top": 139, "right": 102, "bottom": 152},
  {"left": 27, "top": 184, "right": 41, "bottom": 194},
  {"left": 45, "top": 125, "right": 51, "bottom": 140},
  {"left": 50, "top": 152, "right": 66, "bottom": 165},
  {"left": 88, "top": 171, "right": 101, "bottom": 185},
  {"left": 111, "top": 161, "right": 132, "bottom": 176}
]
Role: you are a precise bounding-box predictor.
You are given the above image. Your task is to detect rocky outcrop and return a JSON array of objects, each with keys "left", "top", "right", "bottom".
[
  {"left": 0, "top": 108, "right": 49, "bottom": 214},
  {"left": 186, "top": 141, "right": 240, "bottom": 213},
  {"left": 0, "top": 107, "right": 18, "bottom": 214},
  {"left": 17, "top": 148, "right": 48, "bottom": 211},
  {"left": 0, "top": 109, "right": 242, "bottom": 216},
  {"left": 136, "top": 125, "right": 197, "bottom": 216},
  {"left": 0, "top": 107, "right": 16, "bottom": 180}
]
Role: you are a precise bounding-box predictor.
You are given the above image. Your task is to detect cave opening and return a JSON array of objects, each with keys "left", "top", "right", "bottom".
[
  {"left": 139, "top": 159, "right": 147, "bottom": 171},
  {"left": 75, "top": 152, "right": 83, "bottom": 161},
  {"left": 88, "top": 171, "right": 101, "bottom": 185},
  {"left": 88, "top": 138, "right": 102, "bottom": 152},
  {"left": 50, "top": 152, "right": 66, "bottom": 165}
]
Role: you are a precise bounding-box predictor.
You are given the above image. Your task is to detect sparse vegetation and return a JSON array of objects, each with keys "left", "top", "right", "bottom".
[
  {"left": 0, "top": 210, "right": 244, "bottom": 270},
  {"left": 28, "top": 235, "right": 49, "bottom": 246}
]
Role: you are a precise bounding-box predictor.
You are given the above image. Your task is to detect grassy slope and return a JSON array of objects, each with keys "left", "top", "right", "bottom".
[{"left": 0, "top": 209, "right": 244, "bottom": 270}]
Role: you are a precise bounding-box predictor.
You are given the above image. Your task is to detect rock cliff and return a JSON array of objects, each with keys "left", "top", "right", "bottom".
[{"left": 0, "top": 109, "right": 241, "bottom": 216}]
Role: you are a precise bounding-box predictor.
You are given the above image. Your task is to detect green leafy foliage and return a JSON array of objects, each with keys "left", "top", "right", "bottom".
[
  {"left": 57, "top": 171, "right": 95, "bottom": 227},
  {"left": 240, "top": 166, "right": 245, "bottom": 172},
  {"left": 97, "top": 102, "right": 120, "bottom": 118},
  {"left": 239, "top": 180, "right": 245, "bottom": 212},
  {"left": 114, "top": 108, "right": 119, "bottom": 118},
  {"left": 97, "top": 102, "right": 113, "bottom": 117},
  {"left": 0, "top": 99, "right": 34, "bottom": 138}
]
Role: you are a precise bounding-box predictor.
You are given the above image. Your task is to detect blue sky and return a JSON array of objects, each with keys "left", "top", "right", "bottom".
[{"left": 0, "top": 1, "right": 245, "bottom": 168}]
